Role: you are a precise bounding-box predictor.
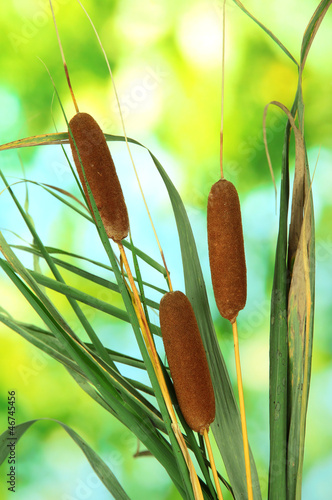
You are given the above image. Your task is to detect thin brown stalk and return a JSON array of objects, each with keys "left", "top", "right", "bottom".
[{"left": 48, "top": 0, "right": 79, "bottom": 114}]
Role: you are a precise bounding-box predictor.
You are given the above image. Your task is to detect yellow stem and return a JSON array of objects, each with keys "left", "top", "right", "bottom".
[
  {"left": 76, "top": 0, "right": 173, "bottom": 292},
  {"left": 232, "top": 319, "right": 253, "bottom": 500},
  {"left": 203, "top": 429, "right": 224, "bottom": 500},
  {"left": 118, "top": 243, "right": 203, "bottom": 500}
]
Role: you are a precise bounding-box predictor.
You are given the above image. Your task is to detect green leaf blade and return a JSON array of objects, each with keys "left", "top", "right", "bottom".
[
  {"left": 147, "top": 151, "right": 262, "bottom": 500},
  {"left": 0, "top": 419, "right": 131, "bottom": 500}
]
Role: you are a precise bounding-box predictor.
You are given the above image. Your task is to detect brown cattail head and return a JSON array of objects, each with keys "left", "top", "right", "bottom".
[
  {"left": 68, "top": 112, "right": 129, "bottom": 242},
  {"left": 207, "top": 179, "right": 247, "bottom": 323},
  {"left": 159, "top": 291, "right": 215, "bottom": 434}
]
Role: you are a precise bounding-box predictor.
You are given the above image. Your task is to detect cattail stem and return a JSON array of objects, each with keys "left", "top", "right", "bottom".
[
  {"left": 220, "top": 131, "right": 224, "bottom": 180},
  {"left": 75, "top": 0, "right": 173, "bottom": 292},
  {"left": 203, "top": 429, "right": 224, "bottom": 500},
  {"left": 160, "top": 249, "right": 173, "bottom": 291},
  {"left": 232, "top": 319, "right": 253, "bottom": 500},
  {"left": 49, "top": 0, "right": 79, "bottom": 114},
  {"left": 118, "top": 243, "right": 203, "bottom": 500},
  {"left": 220, "top": 0, "right": 226, "bottom": 179}
]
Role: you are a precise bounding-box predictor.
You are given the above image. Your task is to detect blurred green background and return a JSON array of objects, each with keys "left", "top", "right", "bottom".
[{"left": 0, "top": 0, "right": 332, "bottom": 498}]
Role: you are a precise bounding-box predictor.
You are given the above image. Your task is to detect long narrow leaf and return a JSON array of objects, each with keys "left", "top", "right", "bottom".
[
  {"left": 0, "top": 258, "right": 189, "bottom": 493},
  {"left": 0, "top": 419, "right": 130, "bottom": 500},
  {"left": 232, "top": 0, "right": 298, "bottom": 66},
  {"left": 146, "top": 152, "right": 262, "bottom": 499},
  {"left": 11, "top": 244, "right": 167, "bottom": 295}
]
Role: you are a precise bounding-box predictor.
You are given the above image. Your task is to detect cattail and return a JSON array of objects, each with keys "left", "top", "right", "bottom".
[
  {"left": 68, "top": 112, "right": 129, "bottom": 242},
  {"left": 159, "top": 291, "right": 215, "bottom": 434},
  {"left": 207, "top": 178, "right": 247, "bottom": 323}
]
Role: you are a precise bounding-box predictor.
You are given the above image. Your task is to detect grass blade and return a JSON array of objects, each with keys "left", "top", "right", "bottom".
[
  {"left": 0, "top": 419, "right": 131, "bottom": 499},
  {"left": 1, "top": 126, "right": 266, "bottom": 498},
  {"left": 0, "top": 132, "right": 68, "bottom": 150},
  {"left": 25, "top": 264, "right": 161, "bottom": 332},
  {"left": 300, "top": 0, "right": 332, "bottom": 69},
  {"left": 0, "top": 311, "right": 167, "bottom": 432},
  {"left": 0, "top": 312, "right": 85, "bottom": 376},
  {"left": 12, "top": 244, "right": 167, "bottom": 294},
  {"left": 267, "top": 110, "right": 294, "bottom": 499},
  {"left": 0, "top": 255, "right": 191, "bottom": 494},
  {"left": 0, "top": 170, "right": 115, "bottom": 368},
  {"left": 146, "top": 152, "right": 261, "bottom": 499},
  {"left": 231, "top": 0, "right": 298, "bottom": 66}
]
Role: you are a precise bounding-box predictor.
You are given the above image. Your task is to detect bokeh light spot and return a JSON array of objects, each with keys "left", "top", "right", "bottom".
[{"left": 177, "top": 3, "right": 223, "bottom": 69}]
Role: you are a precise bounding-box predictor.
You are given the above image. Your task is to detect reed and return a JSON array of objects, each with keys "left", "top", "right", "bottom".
[
  {"left": 68, "top": 112, "right": 129, "bottom": 242},
  {"left": 0, "top": 1, "right": 323, "bottom": 499}
]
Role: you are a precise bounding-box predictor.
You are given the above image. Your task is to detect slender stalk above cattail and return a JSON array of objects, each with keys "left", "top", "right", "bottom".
[{"left": 49, "top": 0, "right": 129, "bottom": 243}]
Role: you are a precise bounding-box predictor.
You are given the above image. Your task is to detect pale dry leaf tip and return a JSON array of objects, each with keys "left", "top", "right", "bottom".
[
  {"left": 0, "top": 180, "right": 26, "bottom": 198},
  {"left": 220, "top": 0, "right": 226, "bottom": 180},
  {"left": 267, "top": 100, "right": 307, "bottom": 267},
  {"left": 300, "top": 145, "right": 320, "bottom": 252},
  {"left": 48, "top": 0, "right": 79, "bottom": 113},
  {"left": 310, "top": 146, "right": 320, "bottom": 189},
  {"left": 0, "top": 133, "right": 68, "bottom": 152},
  {"left": 301, "top": 0, "right": 332, "bottom": 70},
  {"left": 263, "top": 100, "right": 303, "bottom": 217},
  {"left": 42, "top": 184, "right": 89, "bottom": 211}
]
